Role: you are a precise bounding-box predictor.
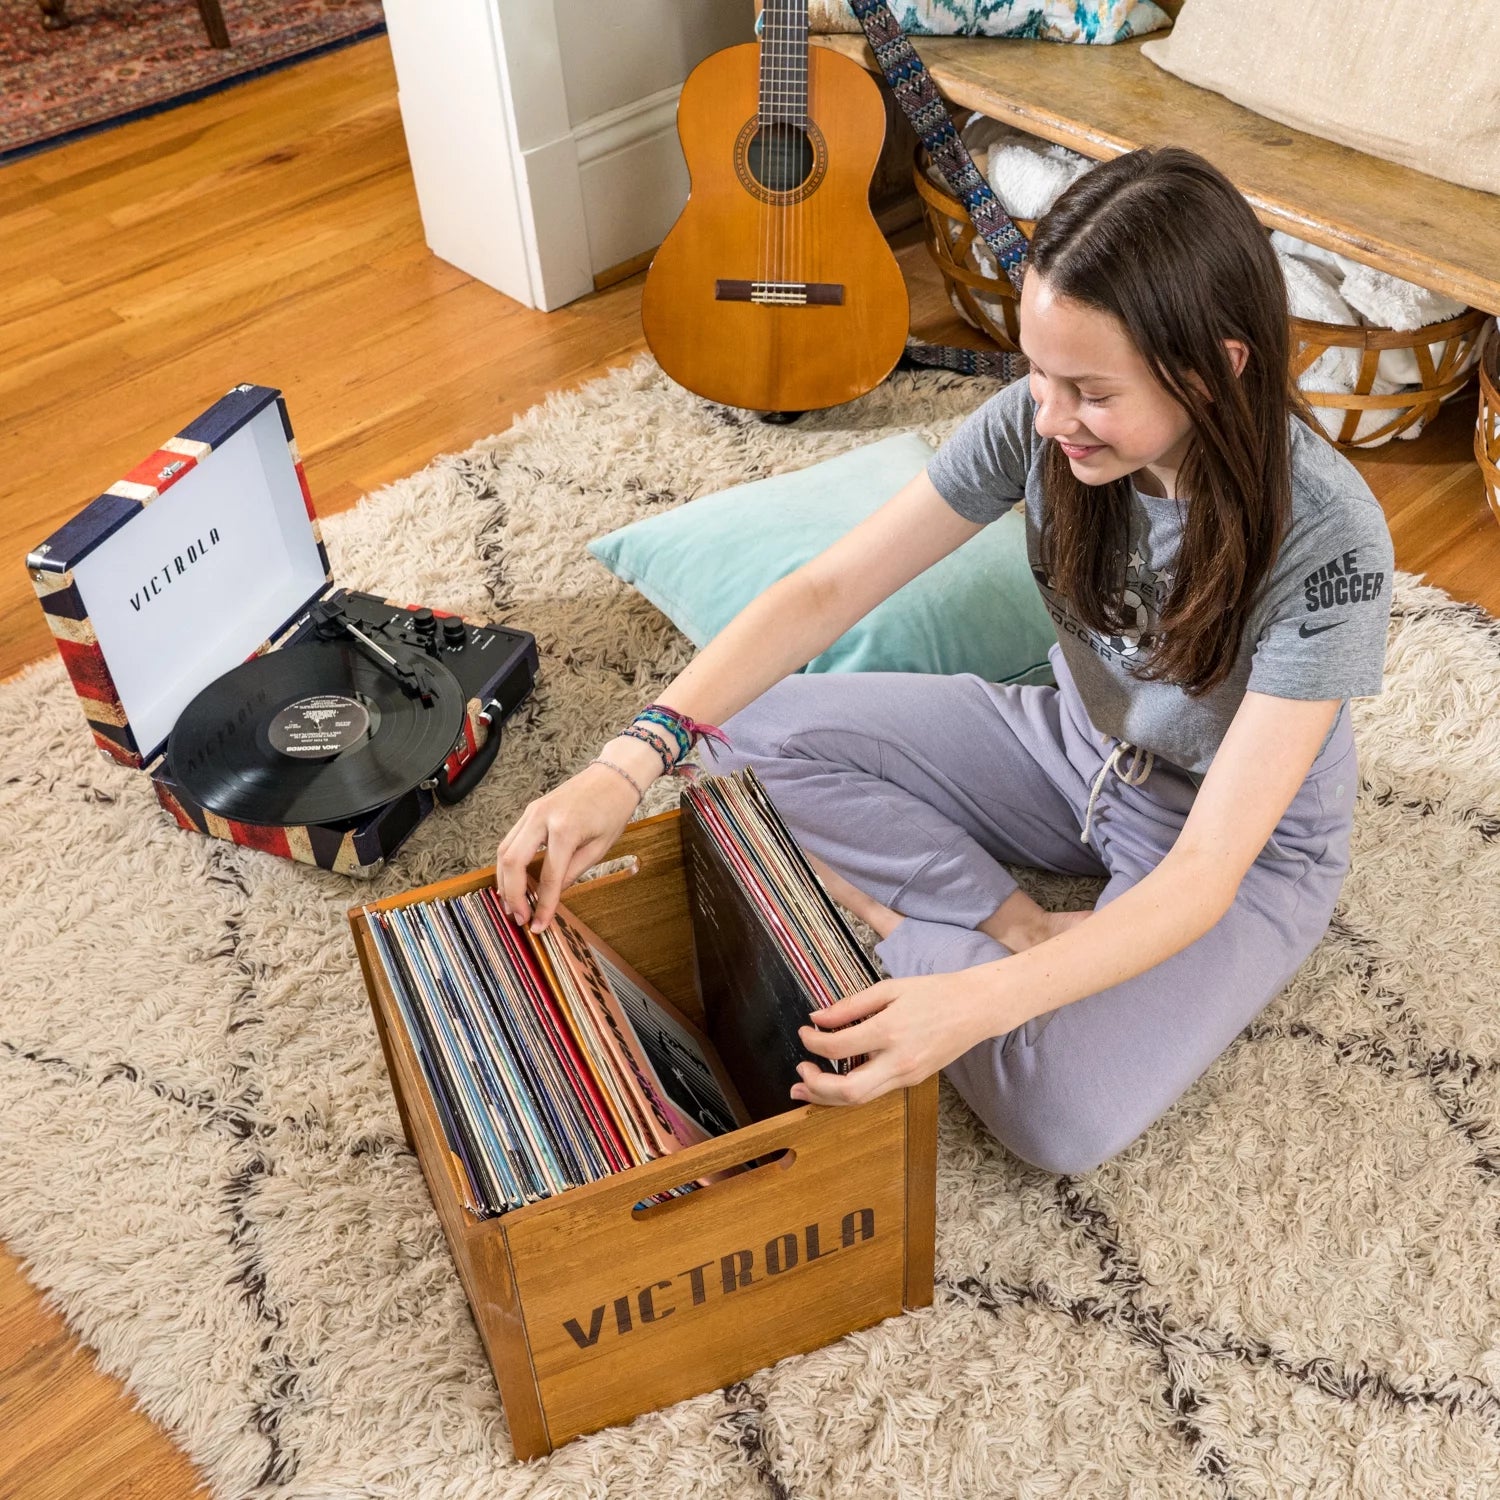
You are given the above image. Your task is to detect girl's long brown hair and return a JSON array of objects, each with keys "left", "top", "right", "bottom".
[{"left": 1028, "top": 147, "right": 1307, "bottom": 696}]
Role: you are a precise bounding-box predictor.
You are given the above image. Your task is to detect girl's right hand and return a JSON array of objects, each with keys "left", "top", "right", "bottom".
[{"left": 495, "top": 761, "right": 644, "bottom": 934}]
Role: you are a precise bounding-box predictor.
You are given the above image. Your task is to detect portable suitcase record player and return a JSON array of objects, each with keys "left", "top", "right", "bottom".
[{"left": 26, "top": 383, "right": 538, "bottom": 876}]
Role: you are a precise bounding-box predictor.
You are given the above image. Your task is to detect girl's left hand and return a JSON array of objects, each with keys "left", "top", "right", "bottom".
[{"left": 790, "top": 972, "right": 1006, "bottom": 1107}]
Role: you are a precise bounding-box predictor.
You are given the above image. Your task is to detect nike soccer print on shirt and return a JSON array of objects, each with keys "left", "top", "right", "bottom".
[{"left": 1302, "top": 549, "right": 1386, "bottom": 614}]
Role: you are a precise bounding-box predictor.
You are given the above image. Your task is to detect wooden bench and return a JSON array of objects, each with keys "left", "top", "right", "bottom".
[{"left": 813, "top": 31, "right": 1500, "bottom": 317}]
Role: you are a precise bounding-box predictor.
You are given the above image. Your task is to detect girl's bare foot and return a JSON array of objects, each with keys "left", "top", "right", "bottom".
[
  {"left": 980, "top": 891, "right": 1094, "bottom": 953},
  {"left": 1040, "top": 908, "right": 1093, "bottom": 942},
  {"left": 803, "top": 852, "right": 904, "bottom": 941}
]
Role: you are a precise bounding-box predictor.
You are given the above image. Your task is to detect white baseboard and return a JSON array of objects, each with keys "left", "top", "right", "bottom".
[
  {"left": 572, "top": 85, "right": 687, "bottom": 277},
  {"left": 574, "top": 84, "right": 682, "bottom": 167}
]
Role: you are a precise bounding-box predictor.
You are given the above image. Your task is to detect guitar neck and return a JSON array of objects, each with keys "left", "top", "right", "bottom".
[{"left": 759, "top": 0, "right": 809, "bottom": 128}]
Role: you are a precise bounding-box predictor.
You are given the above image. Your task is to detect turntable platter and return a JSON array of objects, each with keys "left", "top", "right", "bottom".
[{"left": 167, "top": 638, "right": 466, "bottom": 826}]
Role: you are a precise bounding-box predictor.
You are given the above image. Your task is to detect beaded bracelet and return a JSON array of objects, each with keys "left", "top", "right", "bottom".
[{"left": 590, "top": 754, "right": 646, "bottom": 803}]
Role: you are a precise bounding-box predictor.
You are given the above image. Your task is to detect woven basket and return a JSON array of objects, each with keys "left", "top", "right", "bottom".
[
  {"left": 915, "top": 147, "right": 1486, "bottom": 448},
  {"left": 913, "top": 157, "right": 1033, "bottom": 353},
  {"left": 1288, "top": 306, "right": 1487, "bottom": 447},
  {"left": 1476, "top": 325, "right": 1500, "bottom": 528}
]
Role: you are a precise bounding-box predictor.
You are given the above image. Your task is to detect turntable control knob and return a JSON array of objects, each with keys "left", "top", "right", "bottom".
[
  {"left": 413, "top": 608, "right": 437, "bottom": 637},
  {"left": 442, "top": 617, "right": 467, "bottom": 650}
]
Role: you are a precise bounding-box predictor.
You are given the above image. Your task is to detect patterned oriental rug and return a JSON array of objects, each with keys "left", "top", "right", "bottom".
[
  {"left": 0, "top": 0, "right": 384, "bottom": 163},
  {"left": 2, "top": 358, "right": 1499, "bottom": 1499}
]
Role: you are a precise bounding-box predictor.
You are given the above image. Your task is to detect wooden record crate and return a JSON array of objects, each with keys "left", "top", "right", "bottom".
[{"left": 349, "top": 808, "right": 939, "bottom": 1459}]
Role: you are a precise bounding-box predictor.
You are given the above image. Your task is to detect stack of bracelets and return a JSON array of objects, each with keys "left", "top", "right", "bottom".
[{"left": 591, "top": 702, "right": 732, "bottom": 804}]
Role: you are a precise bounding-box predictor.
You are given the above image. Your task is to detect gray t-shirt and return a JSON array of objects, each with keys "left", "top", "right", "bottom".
[{"left": 927, "top": 378, "right": 1393, "bottom": 773}]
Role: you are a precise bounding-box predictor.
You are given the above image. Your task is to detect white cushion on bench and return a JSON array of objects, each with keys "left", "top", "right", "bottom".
[{"left": 1142, "top": 0, "right": 1500, "bottom": 197}]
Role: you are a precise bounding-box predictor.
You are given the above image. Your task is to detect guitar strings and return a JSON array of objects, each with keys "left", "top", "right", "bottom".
[
  {"left": 758, "top": 3, "right": 812, "bottom": 308},
  {"left": 772, "top": 0, "right": 782, "bottom": 301},
  {"left": 796, "top": 2, "right": 804, "bottom": 297},
  {"left": 768, "top": 0, "right": 776, "bottom": 298},
  {"left": 799, "top": 0, "right": 807, "bottom": 302},
  {"left": 788, "top": 0, "right": 798, "bottom": 298},
  {"left": 757, "top": 2, "right": 768, "bottom": 303},
  {"left": 758, "top": 3, "right": 766, "bottom": 301},
  {"left": 781, "top": 0, "right": 791, "bottom": 299},
  {"left": 791, "top": 1, "right": 804, "bottom": 303},
  {"left": 789, "top": 0, "right": 797, "bottom": 300},
  {"left": 774, "top": 0, "right": 784, "bottom": 298}
]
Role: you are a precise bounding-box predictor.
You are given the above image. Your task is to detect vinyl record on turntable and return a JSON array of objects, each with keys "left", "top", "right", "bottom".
[{"left": 167, "top": 638, "right": 466, "bottom": 826}]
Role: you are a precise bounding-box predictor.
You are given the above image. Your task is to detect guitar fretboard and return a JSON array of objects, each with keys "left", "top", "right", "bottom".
[{"left": 758, "top": 0, "right": 808, "bottom": 127}]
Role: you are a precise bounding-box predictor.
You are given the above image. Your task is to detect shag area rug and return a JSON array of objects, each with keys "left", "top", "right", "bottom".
[
  {"left": 0, "top": 0, "right": 384, "bottom": 163},
  {"left": 3, "top": 357, "right": 1499, "bottom": 1500}
]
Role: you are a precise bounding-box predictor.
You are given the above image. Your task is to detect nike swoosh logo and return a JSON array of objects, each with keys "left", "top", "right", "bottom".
[{"left": 1299, "top": 619, "right": 1348, "bottom": 638}]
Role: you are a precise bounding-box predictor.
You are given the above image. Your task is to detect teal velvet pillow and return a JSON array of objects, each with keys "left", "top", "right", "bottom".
[{"left": 586, "top": 433, "right": 1056, "bottom": 685}]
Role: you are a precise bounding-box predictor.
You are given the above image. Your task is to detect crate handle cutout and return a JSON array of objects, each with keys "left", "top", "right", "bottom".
[
  {"left": 568, "top": 853, "right": 640, "bottom": 888},
  {"left": 630, "top": 1148, "right": 795, "bottom": 1220}
]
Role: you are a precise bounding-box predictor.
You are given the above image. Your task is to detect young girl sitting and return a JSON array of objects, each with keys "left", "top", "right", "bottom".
[{"left": 495, "top": 146, "right": 1394, "bottom": 1175}]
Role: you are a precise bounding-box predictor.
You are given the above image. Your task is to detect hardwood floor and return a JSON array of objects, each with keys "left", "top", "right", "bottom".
[
  {"left": 1, "top": 33, "right": 1495, "bottom": 1500},
  {"left": 0, "top": 40, "right": 652, "bottom": 683}
]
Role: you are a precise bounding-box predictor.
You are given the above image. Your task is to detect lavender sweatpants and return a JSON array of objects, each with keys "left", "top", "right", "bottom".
[{"left": 710, "top": 644, "right": 1356, "bottom": 1174}]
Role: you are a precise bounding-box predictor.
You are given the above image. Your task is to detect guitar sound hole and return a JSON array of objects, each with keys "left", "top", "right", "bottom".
[{"left": 747, "top": 127, "right": 814, "bottom": 193}]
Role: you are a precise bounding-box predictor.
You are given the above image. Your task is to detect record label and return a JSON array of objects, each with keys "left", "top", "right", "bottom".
[{"left": 267, "top": 694, "right": 371, "bottom": 758}]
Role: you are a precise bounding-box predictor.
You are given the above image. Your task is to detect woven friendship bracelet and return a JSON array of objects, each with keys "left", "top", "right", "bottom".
[
  {"left": 634, "top": 708, "right": 693, "bottom": 763},
  {"left": 620, "top": 721, "right": 679, "bottom": 771},
  {"left": 641, "top": 702, "right": 733, "bottom": 754},
  {"left": 591, "top": 754, "right": 647, "bottom": 803}
]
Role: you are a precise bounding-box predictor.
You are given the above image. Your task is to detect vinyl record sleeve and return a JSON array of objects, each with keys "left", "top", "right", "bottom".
[
  {"left": 500, "top": 907, "right": 639, "bottom": 1174},
  {"left": 481, "top": 893, "right": 634, "bottom": 1178},
  {"left": 410, "top": 902, "right": 570, "bottom": 1198},
  {"left": 455, "top": 891, "right": 614, "bottom": 1180},
  {"left": 682, "top": 770, "right": 879, "bottom": 1122},
  {"left": 719, "top": 773, "right": 875, "bottom": 996},
  {"left": 379, "top": 906, "right": 536, "bottom": 1210},
  {"left": 538, "top": 890, "right": 749, "bottom": 1144},
  {"left": 446, "top": 896, "right": 591, "bottom": 1179},
  {"left": 364, "top": 909, "right": 489, "bottom": 1214},
  {"left": 439, "top": 897, "right": 597, "bottom": 1190},
  {"left": 525, "top": 911, "right": 683, "bottom": 1159}
]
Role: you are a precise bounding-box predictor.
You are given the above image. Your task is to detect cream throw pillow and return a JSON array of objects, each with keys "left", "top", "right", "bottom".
[{"left": 1141, "top": 0, "right": 1500, "bottom": 197}]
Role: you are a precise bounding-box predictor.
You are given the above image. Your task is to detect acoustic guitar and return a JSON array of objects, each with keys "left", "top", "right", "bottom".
[{"left": 641, "top": 0, "right": 909, "bottom": 415}]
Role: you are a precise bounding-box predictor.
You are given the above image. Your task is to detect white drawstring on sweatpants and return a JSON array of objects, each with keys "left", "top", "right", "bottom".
[{"left": 1081, "top": 740, "right": 1155, "bottom": 845}]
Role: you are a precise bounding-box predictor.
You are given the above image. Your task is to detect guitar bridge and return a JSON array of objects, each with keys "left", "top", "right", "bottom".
[{"left": 715, "top": 280, "right": 845, "bottom": 306}]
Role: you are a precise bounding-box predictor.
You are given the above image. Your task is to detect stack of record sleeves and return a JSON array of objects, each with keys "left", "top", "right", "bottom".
[
  {"left": 364, "top": 886, "right": 745, "bottom": 1217},
  {"left": 682, "top": 769, "right": 881, "bottom": 1122}
]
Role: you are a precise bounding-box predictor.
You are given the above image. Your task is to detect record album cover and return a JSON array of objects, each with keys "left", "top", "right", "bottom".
[{"left": 682, "top": 771, "right": 879, "bottom": 1123}]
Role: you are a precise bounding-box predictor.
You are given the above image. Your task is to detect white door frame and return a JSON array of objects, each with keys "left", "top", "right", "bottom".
[
  {"left": 489, "top": 0, "right": 595, "bottom": 309},
  {"left": 386, "top": 0, "right": 701, "bottom": 310},
  {"left": 384, "top": 0, "right": 593, "bottom": 311}
]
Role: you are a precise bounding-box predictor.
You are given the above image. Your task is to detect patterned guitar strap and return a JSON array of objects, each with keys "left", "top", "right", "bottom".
[{"left": 846, "top": 0, "right": 1029, "bottom": 381}]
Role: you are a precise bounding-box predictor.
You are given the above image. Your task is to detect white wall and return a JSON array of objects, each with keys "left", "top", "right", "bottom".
[
  {"left": 559, "top": 0, "right": 754, "bottom": 277},
  {"left": 554, "top": 0, "right": 752, "bottom": 125}
]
